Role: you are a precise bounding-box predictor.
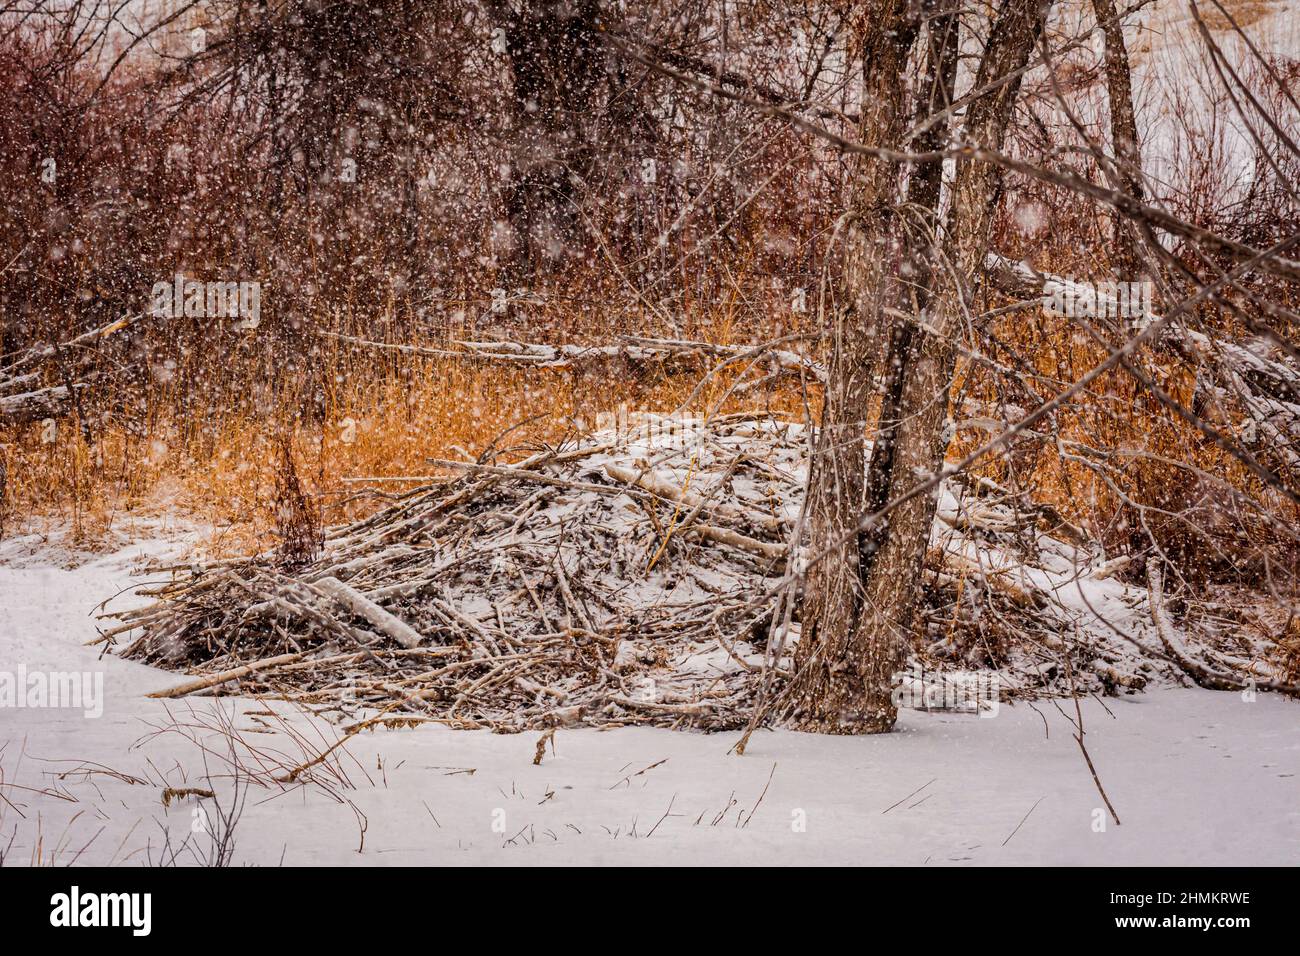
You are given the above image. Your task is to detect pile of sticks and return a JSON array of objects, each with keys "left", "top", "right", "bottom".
[
  {"left": 114, "top": 413, "right": 801, "bottom": 730},
  {"left": 109, "top": 412, "right": 1287, "bottom": 730}
]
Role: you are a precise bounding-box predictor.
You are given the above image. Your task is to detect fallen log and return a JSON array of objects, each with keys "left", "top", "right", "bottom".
[
  {"left": 1144, "top": 560, "right": 1300, "bottom": 695},
  {"left": 317, "top": 329, "right": 825, "bottom": 382},
  {"left": 687, "top": 523, "right": 786, "bottom": 561},
  {"left": 0, "top": 383, "right": 82, "bottom": 427},
  {"left": 147, "top": 651, "right": 308, "bottom": 699},
  {"left": 0, "top": 312, "right": 140, "bottom": 377},
  {"left": 310, "top": 576, "right": 427, "bottom": 649},
  {"left": 603, "top": 461, "right": 785, "bottom": 533},
  {"left": 984, "top": 253, "right": 1300, "bottom": 472}
]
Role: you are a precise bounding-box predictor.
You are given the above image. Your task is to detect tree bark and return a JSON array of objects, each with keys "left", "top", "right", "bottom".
[
  {"left": 1091, "top": 0, "right": 1146, "bottom": 281},
  {"left": 863, "top": 8, "right": 959, "bottom": 554},
  {"left": 789, "top": 0, "right": 1049, "bottom": 734},
  {"left": 786, "top": 0, "right": 921, "bottom": 734}
]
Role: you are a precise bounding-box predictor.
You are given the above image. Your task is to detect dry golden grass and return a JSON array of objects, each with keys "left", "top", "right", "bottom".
[
  {"left": 0, "top": 344, "right": 810, "bottom": 558},
  {"left": 1, "top": 279, "right": 1293, "bottom": 590}
]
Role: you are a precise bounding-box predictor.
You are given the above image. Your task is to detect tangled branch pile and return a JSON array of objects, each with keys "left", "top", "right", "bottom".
[{"left": 110, "top": 413, "right": 1291, "bottom": 731}]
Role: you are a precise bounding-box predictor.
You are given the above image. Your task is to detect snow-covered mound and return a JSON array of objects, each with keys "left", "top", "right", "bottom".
[{"left": 109, "top": 412, "right": 1289, "bottom": 731}]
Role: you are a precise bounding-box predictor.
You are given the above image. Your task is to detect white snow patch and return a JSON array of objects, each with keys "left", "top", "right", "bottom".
[{"left": 1, "top": 540, "right": 1296, "bottom": 865}]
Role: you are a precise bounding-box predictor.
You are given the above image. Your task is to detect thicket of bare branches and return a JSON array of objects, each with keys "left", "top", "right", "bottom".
[{"left": 3, "top": 0, "right": 1298, "bottom": 734}]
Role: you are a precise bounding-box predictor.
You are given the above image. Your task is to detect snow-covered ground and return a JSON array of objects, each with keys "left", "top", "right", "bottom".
[{"left": 1, "top": 533, "right": 1296, "bottom": 866}]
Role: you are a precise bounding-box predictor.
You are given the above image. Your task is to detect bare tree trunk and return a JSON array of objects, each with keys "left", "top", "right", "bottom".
[
  {"left": 864, "top": 7, "right": 959, "bottom": 554},
  {"left": 1091, "top": 0, "right": 1146, "bottom": 280},
  {"left": 786, "top": 0, "right": 921, "bottom": 734},
  {"left": 492, "top": 0, "right": 605, "bottom": 282},
  {"left": 855, "top": 0, "right": 1048, "bottom": 721},
  {"left": 789, "top": 0, "right": 1048, "bottom": 734}
]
